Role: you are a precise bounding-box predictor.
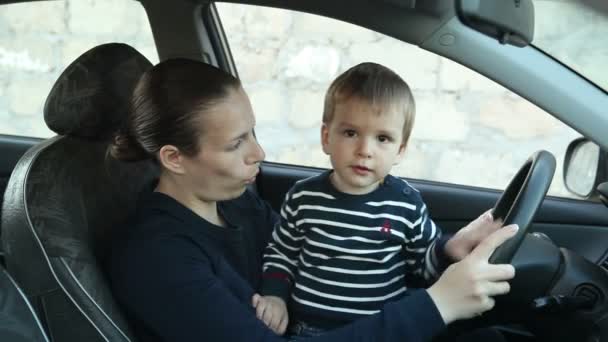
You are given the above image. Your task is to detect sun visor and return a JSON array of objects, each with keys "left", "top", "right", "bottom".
[{"left": 457, "top": 0, "right": 534, "bottom": 47}]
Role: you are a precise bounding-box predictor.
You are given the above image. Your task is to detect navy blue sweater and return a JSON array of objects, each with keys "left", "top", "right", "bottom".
[
  {"left": 262, "top": 172, "right": 447, "bottom": 327},
  {"left": 107, "top": 189, "right": 445, "bottom": 341}
]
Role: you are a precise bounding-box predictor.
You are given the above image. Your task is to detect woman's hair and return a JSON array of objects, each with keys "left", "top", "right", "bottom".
[
  {"left": 109, "top": 58, "right": 241, "bottom": 161},
  {"left": 323, "top": 62, "right": 416, "bottom": 145}
]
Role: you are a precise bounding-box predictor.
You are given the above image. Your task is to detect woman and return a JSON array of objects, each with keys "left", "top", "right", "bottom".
[{"left": 107, "top": 58, "right": 517, "bottom": 341}]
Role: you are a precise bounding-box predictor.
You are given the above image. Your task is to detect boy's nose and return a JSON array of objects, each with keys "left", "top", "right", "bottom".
[{"left": 356, "top": 139, "right": 372, "bottom": 158}]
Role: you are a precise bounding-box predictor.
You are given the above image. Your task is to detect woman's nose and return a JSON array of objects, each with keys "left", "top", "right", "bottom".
[{"left": 247, "top": 138, "right": 265, "bottom": 164}]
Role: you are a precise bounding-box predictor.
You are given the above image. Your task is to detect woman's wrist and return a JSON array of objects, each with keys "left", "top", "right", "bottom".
[{"left": 426, "top": 285, "right": 455, "bottom": 325}]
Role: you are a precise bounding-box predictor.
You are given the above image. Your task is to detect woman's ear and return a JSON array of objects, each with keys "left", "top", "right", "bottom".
[{"left": 158, "top": 145, "right": 186, "bottom": 174}]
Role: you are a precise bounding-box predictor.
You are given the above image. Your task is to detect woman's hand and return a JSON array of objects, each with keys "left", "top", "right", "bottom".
[
  {"left": 444, "top": 209, "right": 503, "bottom": 262},
  {"left": 251, "top": 294, "right": 289, "bottom": 335},
  {"left": 427, "top": 224, "right": 518, "bottom": 324}
]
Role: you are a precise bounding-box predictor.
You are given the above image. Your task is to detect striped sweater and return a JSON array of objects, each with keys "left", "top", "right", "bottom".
[{"left": 261, "top": 171, "right": 449, "bottom": 327}]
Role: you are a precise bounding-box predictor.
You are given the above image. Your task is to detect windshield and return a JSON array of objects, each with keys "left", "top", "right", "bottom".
[{"left": 534, "top": 1, "right": 608, "bottom": 92}]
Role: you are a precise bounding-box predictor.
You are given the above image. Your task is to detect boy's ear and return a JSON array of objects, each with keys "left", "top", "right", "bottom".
[
  {"left": 321, "top": 123, "right": 331, "bottom": 155},
  {"left": 158, "top": 145, "right": 186, "bottom": 174},
  {"left": 394, "top": 142, "right": 407, "bottom": 165}
]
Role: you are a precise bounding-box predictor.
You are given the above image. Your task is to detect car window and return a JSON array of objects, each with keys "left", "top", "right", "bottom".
[
  {"left": 0, "top": 0, "right": 158, "bottom": 138},
  {"left": 216, "top": 3, "right": 583, "bottom": 200},
  {"left": 534, "top": 0, "right": 608, "bottom": 92}
]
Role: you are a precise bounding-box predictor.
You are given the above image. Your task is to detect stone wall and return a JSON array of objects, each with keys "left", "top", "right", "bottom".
[
  {"left": 0, "top": 0, "right": 157, "bottom": 137},
  {"left": 1, "top": 0, "right": 606, "bottom": 199},
  {"left": 217, "top": 1, "right": 607, "bottom": 198}
]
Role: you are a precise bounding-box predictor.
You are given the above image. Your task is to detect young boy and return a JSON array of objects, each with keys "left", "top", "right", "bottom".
[{"left": 255, "top": 62, "right": 506, "bottom": 338}]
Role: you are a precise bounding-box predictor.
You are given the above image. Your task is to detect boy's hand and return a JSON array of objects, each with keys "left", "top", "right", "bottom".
[
  {"left": 252, "top": 294, "right": 289, "bottom": 335},
  {"left": 444, "top": 209, "right": 503, "bottom": 261},
  {"left": 427, "top": 224, "right": 518, "bottom": 325}
]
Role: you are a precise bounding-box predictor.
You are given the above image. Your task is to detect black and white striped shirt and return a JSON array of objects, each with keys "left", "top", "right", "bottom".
[{"left": 261, "top": 171, "right": 446, "bottom": 325}]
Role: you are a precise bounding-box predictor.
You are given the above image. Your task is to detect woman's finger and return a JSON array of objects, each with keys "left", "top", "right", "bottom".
[
  {"left": 470, "top": 224, "right": 519, "bottom": 260},
  {"left": 476, "top": 210, "right": 501, "bottom": 233},
  {"left": 483, "top": 264, "right": 516, "bottom": 282},
  {"left": 484, "top": 281, "right": 511, "bottom": 296},
  {"left": 458, "top": 210, "right": 502, "bottom": 247},
  {"left": 481, "top": 296, "right": 496, "bottom": 312}
]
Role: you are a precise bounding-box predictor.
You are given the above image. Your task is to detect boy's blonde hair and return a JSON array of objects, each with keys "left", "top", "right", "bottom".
[{"left": 323, "top": 62, "right": 415, "bottom": 145}]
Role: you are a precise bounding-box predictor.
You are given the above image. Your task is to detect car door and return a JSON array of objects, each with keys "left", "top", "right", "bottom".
[{"left": 208, "top": 1, "right": 608, "bottom": 269}]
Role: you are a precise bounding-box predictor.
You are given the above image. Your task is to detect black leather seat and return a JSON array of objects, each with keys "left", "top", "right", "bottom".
[
  {"left": 0, "top": 265, "right": 49, "bottom": 342},
  {"left": 1, "top": 43, "right": 157, "bottom": 341}
]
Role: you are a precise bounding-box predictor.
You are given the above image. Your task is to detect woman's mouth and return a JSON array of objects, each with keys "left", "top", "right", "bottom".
[{"left": 245, "top": 170, "right": 259, "bottom": 184}]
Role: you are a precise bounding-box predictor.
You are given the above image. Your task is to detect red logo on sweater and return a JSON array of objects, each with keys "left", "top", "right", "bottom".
[{"left": 381, "top": 220, "right": 391, "bottom": 234}]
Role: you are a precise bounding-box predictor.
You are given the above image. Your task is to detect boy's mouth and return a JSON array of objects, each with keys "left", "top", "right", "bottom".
[{"left": 352, "top": 165, "right": 371, "bottom": 174}]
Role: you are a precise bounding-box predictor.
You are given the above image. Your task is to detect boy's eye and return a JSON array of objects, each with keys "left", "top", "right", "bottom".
[
  {"left": 378, "top": 135, "right": 392, "bottom": 143},
  {"left": 343, "top": 129, "right": 357, "bottom": 137}
]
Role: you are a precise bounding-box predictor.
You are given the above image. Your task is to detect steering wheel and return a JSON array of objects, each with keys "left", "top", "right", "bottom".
[
  {"left": 480, "top": 151, "right": 608, "bottom": 341},
  {"left": 489, "top": 150, "right": 556, "bottom": 264}
]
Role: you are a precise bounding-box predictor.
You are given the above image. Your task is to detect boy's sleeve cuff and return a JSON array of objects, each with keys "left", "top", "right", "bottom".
[
  {"left": 434, "top": 233, "right": 454, "bottom": 273},
  {"left": 260, "top": 273, "right": 291, "bottom": 301}
]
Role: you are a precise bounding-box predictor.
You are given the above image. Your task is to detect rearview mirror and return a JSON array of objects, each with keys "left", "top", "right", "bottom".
[
  {"left": 563, "top": 138, "right": 604, "bottom": 198},
  {"left": 457, "top": 0, "right": 534, "bottom": 47}
]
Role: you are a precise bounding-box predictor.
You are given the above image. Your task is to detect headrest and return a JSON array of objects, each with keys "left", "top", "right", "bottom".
[{"left": 44, "top": 43, "right": 153, "bottom": 140}]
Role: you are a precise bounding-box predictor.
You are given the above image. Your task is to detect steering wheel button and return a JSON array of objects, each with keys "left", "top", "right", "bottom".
[{"left": 574, "top": 284, "right": 601, "bottom": 308}]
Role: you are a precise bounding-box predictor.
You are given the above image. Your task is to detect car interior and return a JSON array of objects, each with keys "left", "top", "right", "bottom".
[{"left": 0, "top": 0, "right": 607, "bottom": 341}]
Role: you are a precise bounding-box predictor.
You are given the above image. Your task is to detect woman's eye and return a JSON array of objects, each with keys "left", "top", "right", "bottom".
[{"left": 230, "top": 139, "right": 243, "bottom": 150}]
